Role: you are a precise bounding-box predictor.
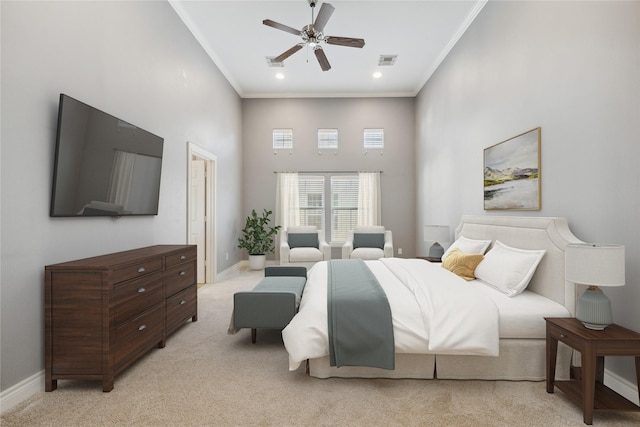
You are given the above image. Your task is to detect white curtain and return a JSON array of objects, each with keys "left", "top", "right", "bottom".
[
  {"left": 357, "top": 172, "right": 381, "bottom": 226},
  {"left": 107, "top": 150, "right": 136, "bottom": 209},
  {"left": 275, "top": 172, "right": 300, "bottom": 230}
]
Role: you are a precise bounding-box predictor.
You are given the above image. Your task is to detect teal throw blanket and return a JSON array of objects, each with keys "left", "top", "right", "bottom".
[{"left": 327, "top": 259, "right": 395, "bottom": 370}]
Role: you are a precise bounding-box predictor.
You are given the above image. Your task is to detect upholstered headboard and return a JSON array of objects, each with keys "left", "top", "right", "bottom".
[{"left": 455, "top": 216, "right": 584, "bottom": 314}]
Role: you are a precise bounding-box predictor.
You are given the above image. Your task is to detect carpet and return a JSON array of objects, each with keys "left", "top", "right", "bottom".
[{"left": 2, "top": 267, "right": 639, "bottom": 426}]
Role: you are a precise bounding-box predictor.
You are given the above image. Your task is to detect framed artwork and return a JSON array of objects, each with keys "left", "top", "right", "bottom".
[{"left": 483, "top": 127, "right": 541, "bottom": 210}]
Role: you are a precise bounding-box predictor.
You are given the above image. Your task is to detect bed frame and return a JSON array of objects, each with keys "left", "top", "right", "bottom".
[{"left": 308, "top": 215, "right": 583, "bottom": 381}]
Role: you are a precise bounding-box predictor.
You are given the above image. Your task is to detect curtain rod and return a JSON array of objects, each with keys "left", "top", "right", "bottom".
[{"left": 273, "top": 170, "right": 382, "bottom": 174}]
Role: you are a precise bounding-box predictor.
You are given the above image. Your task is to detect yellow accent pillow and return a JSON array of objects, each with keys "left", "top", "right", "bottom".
[{"left": 441, "top": 248, "right": 484, "bottom": 281}]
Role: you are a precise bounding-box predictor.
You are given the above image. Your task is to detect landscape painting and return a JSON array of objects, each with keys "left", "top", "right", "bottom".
[{"left": 484, "top": 127, "right": 540, "bottom": 210}]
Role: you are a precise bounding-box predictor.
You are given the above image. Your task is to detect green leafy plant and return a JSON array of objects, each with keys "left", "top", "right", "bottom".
[{"left": 237, "top": 209, "right": 281, "bottom": 255}]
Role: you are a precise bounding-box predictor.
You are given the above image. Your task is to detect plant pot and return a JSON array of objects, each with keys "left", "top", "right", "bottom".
[{"left": 248, "top": 254, "right": 266, "bottom": 270}]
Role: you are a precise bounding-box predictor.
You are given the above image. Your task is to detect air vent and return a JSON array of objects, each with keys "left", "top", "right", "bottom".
[
  {"left": 378, "top": 55, "right": 397, "bottom": 66},
  {"left": 265, "top": 57, "right": 284, "bottom": 67}
]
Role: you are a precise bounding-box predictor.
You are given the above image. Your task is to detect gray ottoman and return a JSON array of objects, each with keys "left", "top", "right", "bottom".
[{"left": 233, "top": 266, "right": 307, "bottom": 343}]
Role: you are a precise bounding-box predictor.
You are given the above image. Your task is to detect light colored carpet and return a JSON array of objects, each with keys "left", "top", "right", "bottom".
[{"left": 3, "top": 266, "right": 640, "bottom": 426}]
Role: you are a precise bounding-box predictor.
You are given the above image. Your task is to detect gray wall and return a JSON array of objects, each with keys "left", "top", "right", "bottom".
[
  {"left": 0, "top": 1, "right": 243, "bottom": 392},
  {"left": 416, "top": 1, "right": 640, "bottom": 383},
  {"left": 242, "top": 97, "right": 416, "bottom": 259}
]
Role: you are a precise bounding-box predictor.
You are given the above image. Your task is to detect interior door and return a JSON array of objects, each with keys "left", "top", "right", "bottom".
[{"left": 190, "top": 159, "right": 206, "bottom": 283}]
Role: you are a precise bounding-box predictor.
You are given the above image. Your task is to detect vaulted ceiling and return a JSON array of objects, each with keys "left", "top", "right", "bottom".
[{"left": 170, "top": 1, "right": 486, "bottom": 98}]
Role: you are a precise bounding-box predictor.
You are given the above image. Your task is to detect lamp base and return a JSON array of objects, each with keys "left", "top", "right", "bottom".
[
  {"left": 576, "top": 287, "right": 613, "bottom": 330},
  {"left": 428, "top": 243, "right": 444, "bottom": 259}
]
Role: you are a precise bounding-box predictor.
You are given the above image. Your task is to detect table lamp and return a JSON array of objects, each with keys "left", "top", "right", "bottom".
[
  {"left": 423, "top": 225, "right": 450, "bottom": 259},
  {"left": 565, "top": 243, "right": 625, "bottom": 330}
]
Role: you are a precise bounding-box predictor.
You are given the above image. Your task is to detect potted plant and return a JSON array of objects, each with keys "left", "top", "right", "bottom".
[{"left": 237, "top": 208, "right": 281, "bottom": 270}]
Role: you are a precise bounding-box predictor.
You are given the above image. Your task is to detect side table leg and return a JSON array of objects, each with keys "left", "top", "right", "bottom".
[
  {"left": 582, "top": 345, "right": 596, "bottom": 425},
  {"left": 546, "top": 333, "right": 558, "bottom": 393},
  {"left": 635, "top": 356, "right": 640, "bottom": 404}
]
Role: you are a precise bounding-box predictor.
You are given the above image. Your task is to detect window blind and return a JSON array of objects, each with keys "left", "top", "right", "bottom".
[
  {"left": 363, "top": 128, "right": 384, "bottom": 149},
  {"left": 318, "top": 128, "right": 338, "bottom": 150},
  {"left": 273, "top": 129, "right": 293, "bottom": 150}
]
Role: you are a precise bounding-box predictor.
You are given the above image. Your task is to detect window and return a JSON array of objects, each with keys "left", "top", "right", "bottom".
[
  {"left": 298, "top": 176, "right": 324, "bottom": 230},
  {"left": 331, "top": 176, "right": 359, "bottom": 241},
  {"left": 273, "top": 129, "right": 293, "bottom": 150},
  {"left": 364, "top": 128, "right": 384, "bottom": 149},
  {"left": 318, "top": 129, "right": 338, "bottom": 150}
]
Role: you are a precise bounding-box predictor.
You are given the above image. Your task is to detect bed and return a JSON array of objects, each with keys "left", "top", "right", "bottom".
[{"left": 281, "top": 215, "right": 583, "bottom": 381}]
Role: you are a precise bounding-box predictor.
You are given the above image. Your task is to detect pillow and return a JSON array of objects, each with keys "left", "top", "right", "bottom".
[
  {"left": 287, "top": 233, "right": 319, "bottom": 249},
  {"left": 441, "top": 248, "right": 484, "bottom": 281},
  {"left": 441, "top": 236, "right": 491, "bottom": 262},
  {"left": 353, "top": 233, "right": 385, "bottom": 249},
  {"left": 474, "top": 240, "right": 546, "bottom": 297}
]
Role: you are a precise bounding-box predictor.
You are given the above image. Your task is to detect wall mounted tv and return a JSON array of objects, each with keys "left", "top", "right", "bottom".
[{"left": 50, "top": 94, "right": 164, "bottom": 217}]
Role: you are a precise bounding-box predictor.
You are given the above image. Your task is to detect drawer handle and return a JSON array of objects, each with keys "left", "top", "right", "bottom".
[
  {"left": 180, "top": 255, "right": 186, "bottom": 260},
  {"left": 560, "top": 334, "right": 567, "bottom": 338},
  {"left": 180, "top": 300, "right": 186, "bottom": 305},
  {"left": 137, "top": 267, "right": 146, "bottom": 273},
  {"left": 138, "top": 324, "right": 147, "bottom": 331},
  {"left": 138, "top": 287, "right": 146, "bottom": 293},
  {"left": 179, "top": 271, "right": 186, "bottom": 276}
]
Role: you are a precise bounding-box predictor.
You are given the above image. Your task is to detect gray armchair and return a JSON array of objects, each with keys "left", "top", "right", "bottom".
[
  {"left": 280, "top": 226, "right": 331, "bottom": 268},
  {"left": 342, "top": 225, "right": 393, "bottom": 260}
]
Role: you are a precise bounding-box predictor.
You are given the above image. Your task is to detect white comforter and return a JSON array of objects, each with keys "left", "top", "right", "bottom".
[{"left": 282, "top": 258, "right": 499, "bottom": 371}]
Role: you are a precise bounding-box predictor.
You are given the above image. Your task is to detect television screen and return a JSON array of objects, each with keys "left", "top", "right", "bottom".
[{"left": 50, "top": 94, "right": 164, "bottom": 217}]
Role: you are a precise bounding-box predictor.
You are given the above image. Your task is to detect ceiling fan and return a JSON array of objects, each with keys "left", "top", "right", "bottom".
[{"left": 263, "top": 0, "right": 365, "bottom": 71}]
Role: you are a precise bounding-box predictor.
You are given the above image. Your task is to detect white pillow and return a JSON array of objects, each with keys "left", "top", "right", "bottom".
[
  {"left": 441, "top": 236, "right": 491, "bottom": 262},
  {"left": 474, "top": 240, "right": 546, "bottom": 297}
]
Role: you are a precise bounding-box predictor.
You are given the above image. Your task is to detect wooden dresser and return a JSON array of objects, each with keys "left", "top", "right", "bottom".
[{"left": 45, "top": 245, "right": 197, "bottom": 392}]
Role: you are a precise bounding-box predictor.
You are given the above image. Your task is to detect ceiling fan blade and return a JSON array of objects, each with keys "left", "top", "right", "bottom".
[
  {"left": 326, "top": 36, "right": 365, "bottom": 48},
  {"left": 314, "top": 47, "right": 331, "bottom": 72},
  {"left": 263, "top": 19, "right": 301, "bottom": 36},
  {"left": 313, "top": 3, "right": 335, "bottom": 33},
  {"left": 274, "top": 44, "right": 304, "bottom": 63}
]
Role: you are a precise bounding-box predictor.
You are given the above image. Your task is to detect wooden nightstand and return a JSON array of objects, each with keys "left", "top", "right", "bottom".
[{"left": 545, "top": 317, "right": 640, "bottom": 425}]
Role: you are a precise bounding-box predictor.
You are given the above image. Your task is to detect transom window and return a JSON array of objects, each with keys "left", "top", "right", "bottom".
[
  {"left": 273, "top": 129, "right": 293, "bottom": 150},
  {"left": 318, "top": 128, "right": 338, "bottom": 150},
  {"left": 364, "top": 128, "right": 384, "bottom": 149}
]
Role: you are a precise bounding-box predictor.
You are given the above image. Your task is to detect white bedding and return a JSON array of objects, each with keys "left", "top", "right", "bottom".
[
  {"left": 473, "top": 282, "right": 570, "bottom": 338},
  {"left": 282, "top": 258, "right": 503, "bottom": 371}
]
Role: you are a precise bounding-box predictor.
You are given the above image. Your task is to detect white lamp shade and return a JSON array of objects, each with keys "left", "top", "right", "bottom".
[
  {"left": 423, "top": 225, "right": 450, "bottom": 243},
  {"left": 566, "top": 243, "right": 625, "bottom": 287}
]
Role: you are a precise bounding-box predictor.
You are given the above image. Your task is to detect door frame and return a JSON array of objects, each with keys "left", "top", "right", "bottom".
[{"left": 187, "top": 142, "right": 217, "bottom": 284}]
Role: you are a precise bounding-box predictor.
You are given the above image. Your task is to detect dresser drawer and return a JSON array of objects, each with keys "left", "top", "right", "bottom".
[
  {"left": 114, "top": 304, "right": 163, "bottom": 370},
  {"left": 114, "top": 271, "right": 164, "bottom": 325},
  {"left": 165, "top": 262, "right": 196, "bottom": 296},
  {"left": 113, "top": 257, "right": 163, "bottom": 284},
  {"left": 165, "top": 247, "right": 196, "bottom": 268},
  {"left": 166, "top": 285, "right": 197, "bottom": 335}
]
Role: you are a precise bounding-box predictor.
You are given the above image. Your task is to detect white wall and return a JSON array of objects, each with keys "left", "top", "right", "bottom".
[
  {"left": 0, "top": 1, "right": 243, "bottom": 392},
  {"left": 416, "top": 1, "right": 640, "bottom": 383},
  {"left": 242, "top": 97, "right": 416, "bottom": 258}
]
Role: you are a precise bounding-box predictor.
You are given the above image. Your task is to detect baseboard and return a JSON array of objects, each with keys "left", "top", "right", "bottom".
[
  {"left": 0, "top": 370, "right": 44, "bottom": 415},
  {"left": 215, "top": 261, "right": 246, "bottom": 281},
  {"left": 605, "top": 369, "right": 640, "bottom": 406}
]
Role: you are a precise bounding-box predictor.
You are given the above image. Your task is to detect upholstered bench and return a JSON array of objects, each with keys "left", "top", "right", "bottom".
[{"left": 233, "top": 266, "right": 307, "bottom": 343}]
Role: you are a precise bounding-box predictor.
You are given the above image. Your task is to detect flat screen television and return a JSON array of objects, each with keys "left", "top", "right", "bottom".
[{"left": 50, "top": 94, "right": 164, "bottom": 217}]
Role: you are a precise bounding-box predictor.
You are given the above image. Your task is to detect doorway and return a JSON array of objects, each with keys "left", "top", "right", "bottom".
[{"left": 187, "top": 143, "right": 217, "bottom": 285}]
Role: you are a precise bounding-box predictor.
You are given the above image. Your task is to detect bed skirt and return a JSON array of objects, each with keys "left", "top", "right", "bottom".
[{"left": 308, "top": 339, "right": 572, "bottom": 381}]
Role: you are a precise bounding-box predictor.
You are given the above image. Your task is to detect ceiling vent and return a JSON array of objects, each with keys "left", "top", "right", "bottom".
[
  {"left": 378, "top": 55, "right": 397, "bottom": 66},
  {"left": 265, "top": 57, "right": 284, "bottom": 67}
]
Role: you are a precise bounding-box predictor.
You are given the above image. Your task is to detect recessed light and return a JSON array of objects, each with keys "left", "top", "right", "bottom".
[
  {"left": 276, "top": 73, "right": 285, "bottom": 80},
  {"left": 373, "top": 72, "right": 382, "bottom": 79}
]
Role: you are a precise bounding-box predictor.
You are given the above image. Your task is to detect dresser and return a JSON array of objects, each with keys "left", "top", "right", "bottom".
[{"left": 45, "top": 245, "right": 197, "bottom": 392}]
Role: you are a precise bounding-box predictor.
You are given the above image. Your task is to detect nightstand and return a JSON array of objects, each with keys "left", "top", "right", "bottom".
[{"left": 545, "top": 317, "right": 640, "bottom": 425}]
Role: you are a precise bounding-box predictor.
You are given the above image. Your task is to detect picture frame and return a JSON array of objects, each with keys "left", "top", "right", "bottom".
[{"left": 483, "top": 127, "right": 541, "bottom": 210}]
